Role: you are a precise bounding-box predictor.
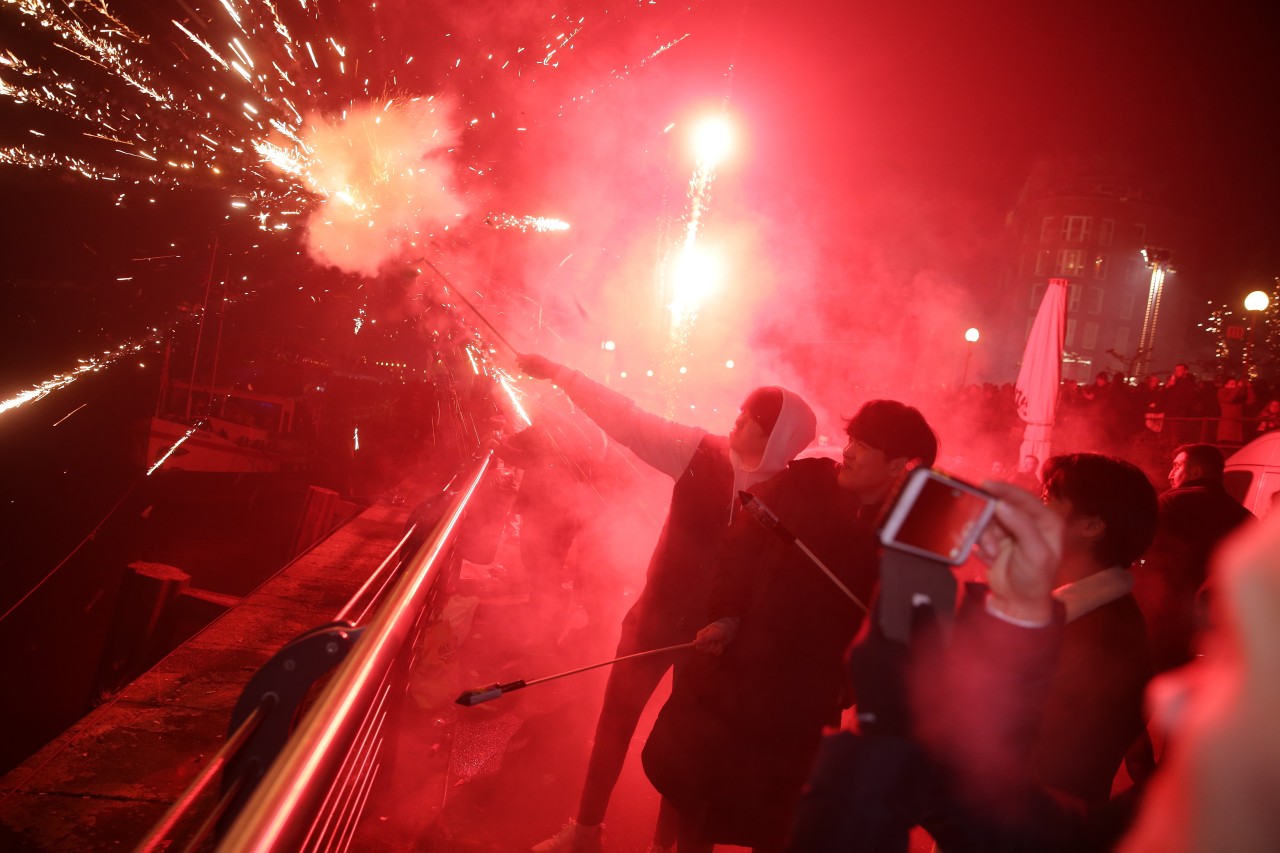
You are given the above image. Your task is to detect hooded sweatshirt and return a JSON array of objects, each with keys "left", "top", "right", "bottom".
[{"left": 550, "top": 366, "right": 816, "bottom": 644}]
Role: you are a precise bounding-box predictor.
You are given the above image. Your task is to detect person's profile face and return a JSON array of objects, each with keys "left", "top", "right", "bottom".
[
  {"left": 837, "top": 436, "right": 897, "bottom": 495},
  {"left": 729, "top": 408, "right": 769, "bottom": 460}
]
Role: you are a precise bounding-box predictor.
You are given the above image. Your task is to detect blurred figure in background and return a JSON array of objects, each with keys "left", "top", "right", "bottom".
[
  {"left": 1215, "top": 377, "right": 1253, "bottom": 445},
  {"left": 1120, "top": 508, "right": 1280, "bottom": 852},
  {"left": 1132, "top": 444, "right": 1252, "bottom": 674}
]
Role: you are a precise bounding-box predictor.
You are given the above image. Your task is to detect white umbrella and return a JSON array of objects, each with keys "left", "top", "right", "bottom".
[{"left": 1015, "top": 278, "right": 1067, "bottom": 468}]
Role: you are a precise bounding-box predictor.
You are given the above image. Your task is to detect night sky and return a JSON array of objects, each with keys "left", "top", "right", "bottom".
[{"left": 2, "top": 0, "right": 1279, "bottom": 397}]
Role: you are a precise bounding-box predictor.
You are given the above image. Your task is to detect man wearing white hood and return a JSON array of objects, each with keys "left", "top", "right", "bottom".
[{"left": 519, "top": 354, "right": 817, "bottom": 853}]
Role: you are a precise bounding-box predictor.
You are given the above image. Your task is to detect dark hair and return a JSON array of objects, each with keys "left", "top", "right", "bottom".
[
  {"left": 846, "top": 400, "right": 938, "bottom": 467},
  {"left": 1042, "top": 453, "right": 1157, "bottom": 568},
  {"left": 1174, "top": 443, "right": 1226, "bottom": 481},
  {"left": 742, "top": 386, "right": 784, "bottom": 435}
]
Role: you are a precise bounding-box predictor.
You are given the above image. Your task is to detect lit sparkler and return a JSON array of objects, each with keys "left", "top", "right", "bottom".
[{"left": 495, "top": 370, "right": 532, "bottom": 428}]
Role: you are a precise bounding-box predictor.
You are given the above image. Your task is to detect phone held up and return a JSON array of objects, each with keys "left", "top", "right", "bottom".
[{"left": 875, "top": 468, "right": 998, "bottom": 643}]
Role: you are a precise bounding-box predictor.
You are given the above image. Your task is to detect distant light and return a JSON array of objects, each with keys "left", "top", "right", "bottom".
[
  {"left": 602, "top": 340, "right": 616, "bottom": 351},
  {"left": 1245, "top": 291, "right": 1270, "bottom": 312},
  {"left": 679, "top": 366, "right": 688, "bottom": 374},
  {"left": 619, "top": 371, "right": 627, "bottom": 379},
  {"left": 646, "top": 369, "right": 654, "bottom": 377},
  {"left": 725, "top": 360, "right": 735, "bottom": 369},
  {"left": 964, "top": 327, "right": 980, "bottom": 343}
]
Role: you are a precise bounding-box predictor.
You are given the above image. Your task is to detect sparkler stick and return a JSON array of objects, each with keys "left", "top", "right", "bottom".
[
  {"left": 418, "top": 258, "right": 520, "bottom": 356},
  {"left": 738, "top": 491, "right": 869, "bottom": 615},
  {"left": 456, "top": 642, "right": 696, "bottom": 706}
]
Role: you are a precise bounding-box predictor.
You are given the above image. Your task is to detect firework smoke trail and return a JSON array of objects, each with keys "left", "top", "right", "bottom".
[{"left": 0, "top": 335, "right": 158, "bottom": 417}]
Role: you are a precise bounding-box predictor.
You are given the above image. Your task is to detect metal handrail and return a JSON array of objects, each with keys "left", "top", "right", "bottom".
[
  {"left": 215, "top": 451, "right": 493, "bottom": 852},
  {"left": 132, "top": 700, "right": 272, "bottom": 853}
]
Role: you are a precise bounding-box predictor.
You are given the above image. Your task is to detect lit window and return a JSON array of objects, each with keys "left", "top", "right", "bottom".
[
  {"left": 1058, "top": 249, "right": 1086, "bottom": 276},
  {"left": 1093, "top": 255, "right": 1109, "bottom": 280}
]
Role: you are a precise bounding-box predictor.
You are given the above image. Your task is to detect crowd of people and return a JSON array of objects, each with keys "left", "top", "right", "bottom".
[
  {"left": 482, "top": 354, "right": 1270, "bottom": 853},
  {"left": 946, "top": 365, "right": 1280, "bottom": 458}
]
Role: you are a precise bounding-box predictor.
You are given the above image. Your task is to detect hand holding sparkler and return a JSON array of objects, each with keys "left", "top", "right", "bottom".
[{"left": 517, "top": 353, "right": 561, "bottom": 381}]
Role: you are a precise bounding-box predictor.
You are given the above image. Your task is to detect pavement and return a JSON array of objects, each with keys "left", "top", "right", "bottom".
[{"left": 0, "top": 488, "right": 694, "bottom": 852}]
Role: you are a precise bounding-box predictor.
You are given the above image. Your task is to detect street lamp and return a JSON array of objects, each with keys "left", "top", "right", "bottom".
[
  {"left": 1245, "top": 290, "right": 1270, "bottom": 379},
  {"left": 961, "top": 328, "right": 979, "bottom": 386}
]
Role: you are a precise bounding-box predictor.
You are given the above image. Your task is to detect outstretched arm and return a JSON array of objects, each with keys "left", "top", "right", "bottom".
[{"left": 518, "top": 353, "right": 705, "bottom": 479}]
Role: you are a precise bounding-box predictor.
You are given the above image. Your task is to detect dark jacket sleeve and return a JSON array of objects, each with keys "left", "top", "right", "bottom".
[{"left": 913, "top": 583, "right": 1065, "bottom": 806}]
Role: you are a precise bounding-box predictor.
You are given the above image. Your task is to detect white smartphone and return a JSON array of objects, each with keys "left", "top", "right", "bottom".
[{"left": 878, "top": 467, "right": 997, "bottom": 566}]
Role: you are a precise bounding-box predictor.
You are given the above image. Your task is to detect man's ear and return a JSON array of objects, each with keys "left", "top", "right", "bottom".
[
  {"left": 888, "top": 457, "right": 919, "bottom": 477},
  {"left": 1072, "top": 513, "right": 1106, "bottom": 541}
]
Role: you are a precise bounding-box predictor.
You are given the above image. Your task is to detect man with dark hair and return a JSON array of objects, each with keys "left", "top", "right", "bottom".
[
  {"left": 520, "top": 354, "right": 817, "bottom": 853},
  {"left": 1132, "top": 443, "right": 1253, "bottom": 672},
  {"left": 641, "top": 400, "right": 939, "bottom": 852},
  {"left": 1030, "top": 453, "right": 1157, "bottom": 807}
]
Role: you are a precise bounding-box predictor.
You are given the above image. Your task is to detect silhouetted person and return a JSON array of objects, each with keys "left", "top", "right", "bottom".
[{"left": 1132, "top": 443, "right": 1253, "bottom": 673}]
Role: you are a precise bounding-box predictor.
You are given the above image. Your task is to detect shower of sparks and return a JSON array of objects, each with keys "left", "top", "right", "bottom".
[
  {"left": 495, "top": 370, "right": 532, "bottom": 427},
  {"left": 2, "top": 0, "right": 696, "bottom": 244},
  {"left": 353, "top": 425, "right": 360, "bottom": 451},
  {"left": 353, "top": 306, "right": 366, "bottom": 335},
  {"left": 146, "top": 418, "right": 206, "bottom": 475},
  {"left": 0, "top": 0, "right": 353, "bottom": 226},
  {"left": 0, "top": 335, "right": 157, "bottom": 417},
  {"left": 488, "top": 214, "right": 571, "bottom": 233},
  {"left": 665, "top": 116, "right": 731, "bottom": 333},
  {"left": 465, "top": 345, "right": 481, "bottom": 375}
]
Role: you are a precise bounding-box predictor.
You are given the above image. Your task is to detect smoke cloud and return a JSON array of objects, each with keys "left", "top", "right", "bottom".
[{"left": 300, "top": 98, "right": 466, "bottom": 278}]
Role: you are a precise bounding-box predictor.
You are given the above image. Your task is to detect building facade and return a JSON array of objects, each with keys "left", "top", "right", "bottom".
[{"left": 997, "top": 157, "right": 1181, "bottom": 383}]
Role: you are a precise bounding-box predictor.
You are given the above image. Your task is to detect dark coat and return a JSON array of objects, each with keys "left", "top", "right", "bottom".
[
  {"left": 1029, "top": 593, "right": 1151, "bottom": 806},
  {"left": 642, "top": 457, "right": 879, "bottom": 848},
  {"left": 1132, "top": 478, "right": 1252, "bottom": 671}
]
